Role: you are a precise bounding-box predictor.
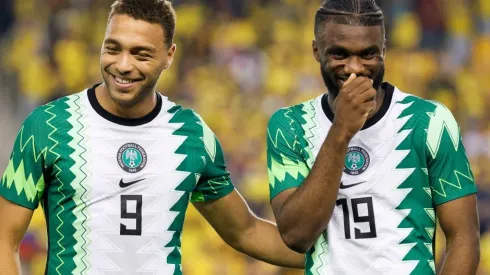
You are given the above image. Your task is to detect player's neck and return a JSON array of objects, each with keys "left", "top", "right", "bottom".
[
  {"left": 328, "top": 87, "right": 385, "bottom": 121},
  {"left": 95, "top": 83, "right": 158, "bottom": 119}
]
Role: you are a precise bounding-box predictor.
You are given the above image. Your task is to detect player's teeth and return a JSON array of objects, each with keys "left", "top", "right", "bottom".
[{"left": 115, "top": 77, "right": 133, "bottom": 84}]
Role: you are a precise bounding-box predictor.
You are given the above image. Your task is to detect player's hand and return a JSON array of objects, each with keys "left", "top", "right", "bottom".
[{"left": 332, "top": 73, "right": 377, "bottom": 140}]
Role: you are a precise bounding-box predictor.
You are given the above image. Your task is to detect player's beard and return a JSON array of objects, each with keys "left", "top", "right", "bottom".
[
  {"left": 321, "top": 63, "right": 385, "bottom": 98},
  {"left": 102, "top": 68, "right": 158, "bottom": 108}
]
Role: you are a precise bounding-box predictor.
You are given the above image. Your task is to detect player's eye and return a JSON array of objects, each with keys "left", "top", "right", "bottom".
[
  {"left": 328, "top": 50, "right": 348, "bottom": 60},
  {"left": 361, "top": 49, "right": 379, "bottom": 60},
  {"left": 135, "top": 53, "right": 152, "bottom": 61},
  {"left": 105, "top": 47, "right": 120, "bottom": 54}
]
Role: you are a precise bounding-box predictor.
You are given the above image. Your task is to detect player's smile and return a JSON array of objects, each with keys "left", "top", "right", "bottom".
[
  {"left": 106, "top": 71, "right": 143, "bottom": 91},
  {"left": 336, "top": 76, "right": 348, "bottom": 88}
]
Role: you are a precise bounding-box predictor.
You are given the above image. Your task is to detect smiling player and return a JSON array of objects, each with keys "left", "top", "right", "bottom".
[
  {"left": 267, "top": 0, "right": 480, "bottom": 274},
  {"left": 0, "top": 0, "right": 304, "bottom": 274}
]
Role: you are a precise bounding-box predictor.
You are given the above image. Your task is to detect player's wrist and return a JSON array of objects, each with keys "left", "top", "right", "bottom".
[{"left": 329, "top": 123, "right": 355, "bottom": 144}]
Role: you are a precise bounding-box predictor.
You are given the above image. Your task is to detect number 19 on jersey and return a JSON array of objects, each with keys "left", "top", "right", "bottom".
[{"left": 336, "top": 197, "right": 377, "bottom": 239}]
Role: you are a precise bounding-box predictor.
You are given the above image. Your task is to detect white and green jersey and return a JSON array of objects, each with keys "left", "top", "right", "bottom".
[
  {"left": 1, "top": 84, "right": 234, "bottom": 275},
  {"left": 267, "top": 83, "right": 477, "bottom": 275}
]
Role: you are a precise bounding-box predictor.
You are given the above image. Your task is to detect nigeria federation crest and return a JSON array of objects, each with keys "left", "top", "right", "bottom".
[
  {"left": 344, "top": 146, "right": 370, "bottom": 175},
  {"left": 117, "top": 143, "right": 147, "bottom": 173}
]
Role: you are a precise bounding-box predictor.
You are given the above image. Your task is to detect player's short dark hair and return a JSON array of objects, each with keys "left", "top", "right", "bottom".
[
  {"left": 108, "top": 0, "right": 176, "bottom": 48},
  {"left": 314, "top": 0, "right": 384, "bottom": 38}
]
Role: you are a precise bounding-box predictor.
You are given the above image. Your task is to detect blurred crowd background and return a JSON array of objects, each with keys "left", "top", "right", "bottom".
[{"left": 1, "top": 0, "right": 490, "bottom": 274}]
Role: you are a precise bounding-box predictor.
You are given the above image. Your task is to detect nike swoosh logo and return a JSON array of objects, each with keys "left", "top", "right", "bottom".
[
  {"left": 119, "top": 178, "right": 145, "bottom": 188},
  {"left": 339, "top": 181, "right": 366, "bottom": 189}
]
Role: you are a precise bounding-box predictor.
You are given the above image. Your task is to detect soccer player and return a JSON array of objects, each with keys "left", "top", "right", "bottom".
[
  {"left": 0, "top": 0, "right": 304, "bottom": 274},
  {"left": 267, "top": 1, "right": 480, "bottom": 274}
]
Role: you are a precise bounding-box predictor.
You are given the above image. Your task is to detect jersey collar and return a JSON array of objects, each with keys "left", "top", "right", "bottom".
[{"left": 88, "top": 83, "right": 163, "bottom": 127}]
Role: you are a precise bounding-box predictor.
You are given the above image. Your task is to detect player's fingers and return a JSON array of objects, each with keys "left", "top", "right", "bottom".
[
  {"left": 361, "top": 100, "right": 377, "bottom": 117},
  {"left": 348, "top": 80, "right": 375, "bottom": 104},
  {"left": 342, "top": 73, "right": 357, "bottom": 87},
  {"left": 341, "top": 76, "right": 370, "bottom": 94},
  {"left": 358, "top": 87, "right": 377, "bottom": 103},
  {"left": 355, "top": 79, "right": 375, "bottom": 95}
]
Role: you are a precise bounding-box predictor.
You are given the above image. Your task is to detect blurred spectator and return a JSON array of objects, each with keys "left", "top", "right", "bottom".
[
  {"left": 0, "top": 0, "right": 14, "bottom": 38},
  {"left": 416, "top": 0, "right": 446, "bottom": 49}
]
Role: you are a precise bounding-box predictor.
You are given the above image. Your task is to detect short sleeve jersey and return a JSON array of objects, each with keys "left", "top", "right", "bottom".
[
  {"left": 267, "top": 83, "right": 477, "bottom": 275},
  {"left": 1, "top": 84, "right": 234, "bottom": 275}
]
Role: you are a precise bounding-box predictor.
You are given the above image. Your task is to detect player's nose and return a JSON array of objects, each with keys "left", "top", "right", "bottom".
[
  {"left": 344, "top": 56, "right": 365, "bottom": 76},
  {"left": 115, "top": 53, "right": 135, "bottom": 74}
]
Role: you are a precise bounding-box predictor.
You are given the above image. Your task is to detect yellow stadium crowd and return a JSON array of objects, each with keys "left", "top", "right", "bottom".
[{"left": 1, "top": 0, "right": 490, "bottom": 274}]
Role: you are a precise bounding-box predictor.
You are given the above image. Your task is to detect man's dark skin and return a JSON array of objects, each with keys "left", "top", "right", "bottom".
[{"left": 271, "top": 22, "right": 480, "bottom": 275}]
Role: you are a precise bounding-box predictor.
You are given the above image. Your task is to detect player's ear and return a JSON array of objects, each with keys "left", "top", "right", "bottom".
[
  {"left": 382, "top": 45, "right": 386, "bottom": 60},
  {"left": 312, "top": 39, "right": 321, "bottom": 63},
  {"left": 164, "top": 43, "right": 177, "bottom": 69}
]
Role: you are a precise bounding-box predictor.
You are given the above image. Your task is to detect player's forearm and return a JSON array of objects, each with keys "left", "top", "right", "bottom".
[
  {"left": 277, "top": 126, "right": 350, "bottom": 253},
  {"left": 235, "top": 217, "right": 305, "bottom": 268},
  {"left": 439, "top": 235, "right": 480, "bottom": 275},
  {"left": 0, "top": 244, "right": 21, "bottom": 275}
]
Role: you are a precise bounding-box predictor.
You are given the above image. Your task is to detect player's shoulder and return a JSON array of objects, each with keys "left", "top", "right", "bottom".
[
  {"left": 22, "top": 91, "right": 79, "bottom": 124},
  {"left": 392, "top": 85, "right": 458, "bottom": 126},
  {"left": 32, "top": 89, "right": 88, "bottom": 115},
  {"left": 163, "top": 98, "right": 214, "bottom": 136},
  {"left": 268, "top": 96, "right": 320, "bottom": 130},
  {"left": 393, "top": 87, "right": 443, "bottom": 111},
  {"left": 17, "top": 91, "right": 86, "bottom": 140},
  {"left": 165, "top": 101, "right": 202, "bottom": 125}
]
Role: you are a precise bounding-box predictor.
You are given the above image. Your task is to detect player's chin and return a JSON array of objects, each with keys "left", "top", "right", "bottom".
[
  {"left": 108, "top": 81, "right": 145, "bottom": 105},
  {"left": 337, "top": 79, "right": 345, "bottom": 88}
]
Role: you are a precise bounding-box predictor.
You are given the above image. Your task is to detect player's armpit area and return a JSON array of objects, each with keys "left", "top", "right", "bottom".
[
  {"left": 192, "top": 189, "right": 305, "bottom": 269},
  {"left": 436, "top": 194, "right": 480, "bottom": 275},
  {"left": 0, "top": 195, "right": 34, "bottom": 274},
  {"left": 271, "top": 188, "right": 297, "bottom": 223}
]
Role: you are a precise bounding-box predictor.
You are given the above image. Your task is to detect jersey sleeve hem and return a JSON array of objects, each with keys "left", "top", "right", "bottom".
[
  {"left": 190, "top": 184, "right": 235, "bottom": 203},
  {"left": 433, "top": 185, "right": 478, "bottom": 206},
  {"left": 270, "top": 184, "right": 300, "bottom": 201},
  {"left": 0, "top": 189, "right": 38, "bottom": 210}
]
